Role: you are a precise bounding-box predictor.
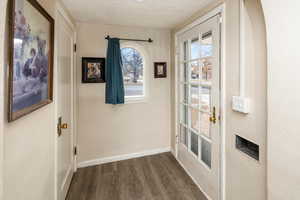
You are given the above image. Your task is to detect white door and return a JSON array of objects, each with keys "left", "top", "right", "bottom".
[
  {"left": 56, "top": 11, "right": 75, "bottom": 200},
  {"left": 177, "top": 15, "right": 221, "bottom": 200}
]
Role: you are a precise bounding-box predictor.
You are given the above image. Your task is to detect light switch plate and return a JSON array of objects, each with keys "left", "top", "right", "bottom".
[{"left": 232, "top": 96, "right": 250, "bottom": 114}]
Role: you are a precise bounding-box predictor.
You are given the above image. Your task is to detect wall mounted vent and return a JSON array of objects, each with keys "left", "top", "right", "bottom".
[{"left": 236, "top": 135, "right": 259, "bottom": 161}]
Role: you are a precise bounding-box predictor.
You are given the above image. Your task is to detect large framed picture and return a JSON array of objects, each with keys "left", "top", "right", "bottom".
[
  {"left": 8, "top": 0, "right": 55, "bottom": 122},
  {"left": 154, "top": 62, "right": 167, "bottom": 78},
  {"left": 82, "top": 57, "right": 105, "bottom": 83}
]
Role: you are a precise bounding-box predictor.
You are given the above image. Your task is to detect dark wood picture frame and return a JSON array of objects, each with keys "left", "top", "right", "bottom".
[
  {"left": 154, "top": 62, "right": 167, "bottom": 78},
  {"left": 8, "top": 0, "right": 55, "bottom": 122},
  {"left": 82, "top": 57, "right": 106, "bottom": 83}
]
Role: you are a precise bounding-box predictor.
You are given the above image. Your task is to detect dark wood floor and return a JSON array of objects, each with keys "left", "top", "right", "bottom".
[{"left": 66, "top": 152, "right": 207, "bottom": 200}]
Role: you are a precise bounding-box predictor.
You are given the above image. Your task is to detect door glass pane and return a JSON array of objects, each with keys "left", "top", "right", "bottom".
[
  {"left": 181, "top": 84, "right": 188, "bottom": 104},
  {"left": 200, "top": 112, "right": 211, "bottom": 137},
  {"left": 184, "top": 41, "right": 188, "bottom": 60},
  {"left": 190, "top": 85, "right": 199, "bottom": 107},
  {"left": 181, "top": 105, "right": 188, "bottom": 125},
  {"left": 201, "top": 31, "right": 213, "bottom": 57},
  {"left": 180, "top": 125, "right": 188, "bottom": 147},
  {"left": 190, "top": 61, "right": 200, "bottom": 83},
  {"left": 201, "top": 138, "right": 212, "bottom": 168},
  {"left": 191, "top": 131, "right": 199, "bottom": 156},
  {"left": 191, "top": 38, "right": 201, "bottom": 60},
  {"left": 200, "top": 86, "right": 211, "bottom": 112},
  {"left": 191, "top": 108, "right": 200, "bottom": 132},
  {"left": 182, "top": 63, "right": 188, "bottom": 82},
  {"left": 202, "top": 57, "right": 213, "bottom": 82}
]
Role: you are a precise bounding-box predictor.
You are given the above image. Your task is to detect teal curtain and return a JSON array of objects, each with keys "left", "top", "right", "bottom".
[{"left": 105, "top": 38, "right": 125, "bottom": 104}]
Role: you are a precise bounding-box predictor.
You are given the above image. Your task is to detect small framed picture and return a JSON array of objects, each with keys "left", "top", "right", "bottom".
[
  {"left": 82, "top": 57, "right": 105, "bottom": 83},
  {"left": 154, "top": 62, "right": 167, "bottom": 78}
]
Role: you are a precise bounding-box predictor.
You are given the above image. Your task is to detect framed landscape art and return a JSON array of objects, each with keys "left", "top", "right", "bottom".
[{"left": 8, "top": 0, "right": 54, "bottom": 122}]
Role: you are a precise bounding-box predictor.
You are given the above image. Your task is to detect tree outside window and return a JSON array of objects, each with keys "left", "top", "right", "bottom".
[{"left": 121, "top": 47, "right": 144, "bottom": 97}]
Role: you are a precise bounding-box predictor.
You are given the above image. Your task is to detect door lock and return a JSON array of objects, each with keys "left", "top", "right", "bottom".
[
  {"left": 209, "top": 107, "right": 217, "bottom": 124},
  {"left": 57, "top": 117, "right": 68, "bottom": 137}
]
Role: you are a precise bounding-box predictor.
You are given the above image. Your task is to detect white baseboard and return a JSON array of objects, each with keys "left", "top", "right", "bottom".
[
  {"left": 77, "top": 147, "right": 171, "bottom": 168},
  {"left": 172, "top": 152, "right": 213, "bottom": 200},
  {"left": 171, "top": 148, "right": 176, "bottom": 156}
]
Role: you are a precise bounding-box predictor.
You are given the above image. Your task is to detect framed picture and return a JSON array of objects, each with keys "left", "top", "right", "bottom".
[
  {"left": 82, "top": 57, "right": 105, "bottom": 83},
  {"left": 154, "top": 62, "right": 167, "bottom": 78},
  {"left": 8, "top": 0, "right": 54, "bottom": 122}
]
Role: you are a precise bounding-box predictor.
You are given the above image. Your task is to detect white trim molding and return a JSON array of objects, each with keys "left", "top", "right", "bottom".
[
  {"left": 120, "top": 41, "right": 150, "bottom": 104},
  {"left": 77, "top": 147, "right": 171, "bottom": 168},
  {"left": 174, "top": 3, "right": 226, "bottom": 200},
  {"left": 54, "top": 3, "right": 77, "bottom": 200},
  {"left": 239, "top": 0, "right": 246, "bottom": 96},
  {"left": 171, "top": 151, "right": 213, "bottom": 200},
  {"left": 56, "top": 2, "right": 76, "bottom": 30},
  {"left": 175, "top": 5, "right": 225, "bottom": 37},
  {"left": 0, "top": 0, "right": 8, "bottom": 199}
]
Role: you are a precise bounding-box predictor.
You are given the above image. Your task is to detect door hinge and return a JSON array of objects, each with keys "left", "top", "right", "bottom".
[
  {"left": 219, "top": 17, "right": 223, "bottom": 24},
  {"left": 74, "top": 44, "right": 77, "bottom": 52},
  {"left": 175, "top": 46, "right": 180, "bottom": 55},
  {"left": 74, "top": 146, "right": 77, "bottom": 156},
  {"left": 176, "top": 134, "right": 179, "bottom": 144}
]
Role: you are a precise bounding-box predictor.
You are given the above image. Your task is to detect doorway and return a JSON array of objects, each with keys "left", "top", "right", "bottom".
[
  {"left": 175, "top": 13, "right": 223, "bottom": 200},
  {"left": 55, "top": 6, "right": 76, "bottom": 200}
]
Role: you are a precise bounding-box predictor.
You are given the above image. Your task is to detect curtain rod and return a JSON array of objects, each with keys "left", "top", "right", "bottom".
[{"left": 105, "top": 35, "right": 153, "bottom": 43}]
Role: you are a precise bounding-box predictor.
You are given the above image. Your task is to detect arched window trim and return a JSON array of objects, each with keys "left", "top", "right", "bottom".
[{"left": 120, "top": 42, "right": 149, "bottom": 103}]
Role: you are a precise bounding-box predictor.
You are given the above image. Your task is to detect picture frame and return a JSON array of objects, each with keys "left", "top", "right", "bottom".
[
  {"left": 8, "top": 0, "right": 55, "bottom": 122},
  {"left": 82, "top": 57, "right": 105, "bottom": 83},
  {"left": 154, "top": 62, "right": 167, "bottom": 78}
]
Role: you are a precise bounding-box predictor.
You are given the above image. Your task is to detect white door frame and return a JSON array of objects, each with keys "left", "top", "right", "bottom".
[
  {"left": 0, "top": 0, "right": 8, "bottom": 199},
  {"left": 54, "top": 3, "right": 77, "bottom": 200},
  {"left": 174, "top": 4, "right": 226, "bottom": 200}
]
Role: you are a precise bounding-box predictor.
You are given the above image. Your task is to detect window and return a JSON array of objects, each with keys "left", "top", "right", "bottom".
[{"left": 121, "top": 47, "right": 145, "bottom": 99}]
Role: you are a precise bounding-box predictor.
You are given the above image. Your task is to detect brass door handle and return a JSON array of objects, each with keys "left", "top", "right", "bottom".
[
  {"left": 61, "top": 123, "right": 68, "bottom": 129},
  {"left": 57, "top": 117, "right": 68, "bottom": 137},
  {"left": 209, "top": 107, "right": 217, "bottom": 124}
]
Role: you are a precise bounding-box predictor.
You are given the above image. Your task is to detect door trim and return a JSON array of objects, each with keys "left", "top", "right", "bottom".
[
  {"left": 174, "top": 154, "right": 213, "bottom": 200},
  {"left": 54, "top": 2, "right": 77, "bottom": 200},
  {"left": 0, "top": 0, "right": 8, "bottom": 199},
  {"left": 174, "top": 4, "right": 226, "bottom": 200}
]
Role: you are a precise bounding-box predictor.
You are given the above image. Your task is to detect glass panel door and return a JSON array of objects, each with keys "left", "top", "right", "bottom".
[{"left": 177, "top": 15, "right": 221, "bottom": 200}]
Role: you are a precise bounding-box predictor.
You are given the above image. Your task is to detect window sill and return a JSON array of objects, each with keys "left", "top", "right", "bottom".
[{"left": 124, "top": 96, "right": 147, "bottom": 104}]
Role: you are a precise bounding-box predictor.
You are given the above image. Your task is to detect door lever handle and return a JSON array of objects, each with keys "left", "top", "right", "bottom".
[
  {"left": 61, "top": 123, "right": 68, "bottom": 129},
  {"left": 209, "top": 107, "right": 217, "bottom": 124},
  {"left": 57, "top": 117, "right": 68, "bottom": 137}
]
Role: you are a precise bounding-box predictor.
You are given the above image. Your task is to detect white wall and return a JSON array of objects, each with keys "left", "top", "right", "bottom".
[
  {"left": 2, "top": 1, "right": 57, "bottom": 199},
  {"left": 0, "top": 0, "right": 75, "bottom": 200},
  {"left": 261, "top": 1, "right": 300, "bottom": 200},
  {"left": 76, "top": 23, "right": 171, "bottom": 164},
  {"left": 224, "top": 1, "right": 267, "bottom": 199},
  {"left": 5, "top": 1, "right": 300, "bottom": 200},
  {"left": 171, "top": 0, "right": 267, "bottom": 199}
]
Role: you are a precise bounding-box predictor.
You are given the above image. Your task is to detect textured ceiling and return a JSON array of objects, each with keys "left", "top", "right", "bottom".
[{"left": 62, "top": 0, "right": 213, "bottom": 28}]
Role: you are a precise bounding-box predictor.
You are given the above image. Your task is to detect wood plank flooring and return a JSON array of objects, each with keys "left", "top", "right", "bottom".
[{"left": 66, "top": 152, "right": 208, "bottom": 200}]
